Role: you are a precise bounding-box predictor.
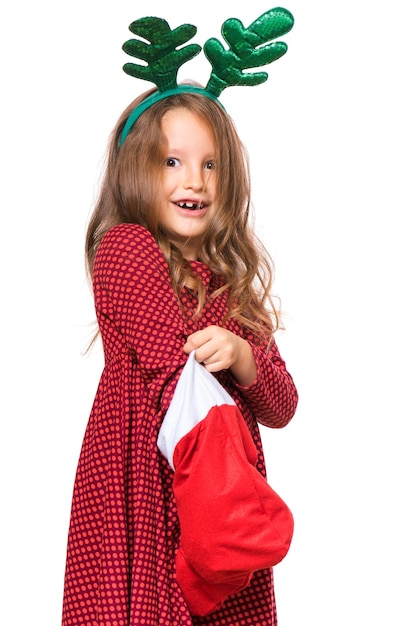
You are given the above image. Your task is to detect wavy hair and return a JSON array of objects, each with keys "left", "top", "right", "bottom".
[{"left": 85, "top": 87, "right": 281, "bottom": 341}]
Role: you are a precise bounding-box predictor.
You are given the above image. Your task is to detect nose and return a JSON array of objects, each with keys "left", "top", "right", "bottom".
[{"left": 183, "top": 164, "right": 205, "bottom": 192}]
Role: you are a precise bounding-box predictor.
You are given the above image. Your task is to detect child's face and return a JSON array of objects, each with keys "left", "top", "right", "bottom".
[{"left": 158, "top": 107, "right": 217, "bottom": 260}]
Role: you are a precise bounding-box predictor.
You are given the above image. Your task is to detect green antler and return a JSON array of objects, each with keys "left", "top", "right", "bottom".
[
  {"left": 122, "top": 17, "right": 202, "bottom": 92},
  {"left": 119, "top": 9, "right": 295, "bottom": 146},
  {"left": 204, "top": 7, "right": 294, "bottom": 97}
]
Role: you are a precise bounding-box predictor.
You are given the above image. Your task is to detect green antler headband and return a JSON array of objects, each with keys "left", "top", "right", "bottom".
[{"left": 120, "top": 7, "right": 294, "bottom": 147}]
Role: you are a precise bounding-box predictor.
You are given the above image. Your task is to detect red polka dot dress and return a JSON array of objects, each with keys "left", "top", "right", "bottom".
[{"left": 62, "top": 223, "right": 298, "bottom": 625}]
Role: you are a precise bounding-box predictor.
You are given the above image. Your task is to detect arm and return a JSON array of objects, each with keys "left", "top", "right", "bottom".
[
  {"left": 235, "top": 337, "right": 298, "bottom": 428},
  {"left": 184, "top": 325, "right": 298, "bottom": 428},
  {"left": 93, "top": 223, "right": 185, "bottom": 359},
  {"left": 183, "top": 325, "right": 256, "bottom": 386}
]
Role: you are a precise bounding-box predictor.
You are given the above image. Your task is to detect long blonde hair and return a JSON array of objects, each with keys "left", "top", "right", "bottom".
[{"left": 86, "top": 88, "right": 281, "bottom": 341}]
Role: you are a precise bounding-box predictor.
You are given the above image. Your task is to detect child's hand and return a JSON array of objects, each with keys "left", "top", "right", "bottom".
[{"left": 183, "top": 326, "right": 256, "bottom": 386}]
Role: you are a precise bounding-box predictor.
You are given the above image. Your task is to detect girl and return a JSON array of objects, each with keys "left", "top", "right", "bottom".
[{"left": 62, "top": 87, "right": 298, "bottom": 625}]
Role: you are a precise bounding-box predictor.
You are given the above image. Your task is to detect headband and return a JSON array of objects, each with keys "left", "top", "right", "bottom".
[{"left": 120, "top": 7, "right": 294, "bottom": 147}]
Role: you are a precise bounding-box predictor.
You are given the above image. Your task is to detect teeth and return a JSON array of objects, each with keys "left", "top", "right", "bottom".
[{"left": 177, "top": 202, "right": 203, "bottom": 210}]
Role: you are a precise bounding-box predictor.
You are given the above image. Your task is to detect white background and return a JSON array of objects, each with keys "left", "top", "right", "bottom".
[{"left": 1, "top": 1, "right": 409, "bottom": 624}]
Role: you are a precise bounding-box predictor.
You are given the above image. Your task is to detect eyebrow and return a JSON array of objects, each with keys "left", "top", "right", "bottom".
[{"left": 165, "top": 148, "right": 216, "bottom": 159}]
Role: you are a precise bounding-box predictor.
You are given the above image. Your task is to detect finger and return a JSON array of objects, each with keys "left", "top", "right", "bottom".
[
  {"left": 184, "top": 327, "right": 218, "bottom": 355},
  {"left": 193, "top": 342, "right": 219, "bottom": 365},
  {"left": 183, "top": 329, "right": 206, "bottom": 353},
  {"left": 183, "top": 331, "right": 202, "bottom": 352},
  {"left": 187, "top": 326, "right": 216, "bottom": 347},
  {"left": 183, "top": 335, "right": 207, "bottom": 356},
  {"left": 202, "top": 356, "right": 228, "bottom": 373},
  {"left": 183, "top": 340, "right": 193, "bottom": 354}
]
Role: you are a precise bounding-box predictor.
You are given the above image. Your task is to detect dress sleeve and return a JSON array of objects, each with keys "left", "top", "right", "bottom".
[
  {"left": 233, "top": 336, "right": 298, "bottom": 429},
  {"left": 93, "top": 223, "right": 185, "bottom": 360}
]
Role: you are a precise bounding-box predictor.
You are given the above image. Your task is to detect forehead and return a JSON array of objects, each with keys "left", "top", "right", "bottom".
[{"left": 161, "top": 107, "right": 216, "bottom": 150}]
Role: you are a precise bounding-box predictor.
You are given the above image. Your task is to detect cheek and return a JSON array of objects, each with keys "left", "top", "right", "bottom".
[
  {"left": 209, "top": 174, "right": 218, "bottom": 197},
  {"left": 161, "top": 172, "right": 175, "bottom": 197}
]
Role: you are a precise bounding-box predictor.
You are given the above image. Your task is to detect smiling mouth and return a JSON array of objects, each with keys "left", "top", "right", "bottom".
[{"left": 176, "top": 201, "right": 205, "bottom": 210}]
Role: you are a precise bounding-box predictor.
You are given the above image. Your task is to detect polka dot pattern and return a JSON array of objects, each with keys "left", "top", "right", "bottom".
[{"left": 62, "top": 224, "right": 298, "bottom": 625}]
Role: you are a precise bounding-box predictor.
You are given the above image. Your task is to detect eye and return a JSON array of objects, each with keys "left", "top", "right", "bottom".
[
  {"left": 165, "top": 157, "right": 180, "bottom": 167},
  {"left": 204, "top": 160, "right": 216, "bottom": 170}
]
